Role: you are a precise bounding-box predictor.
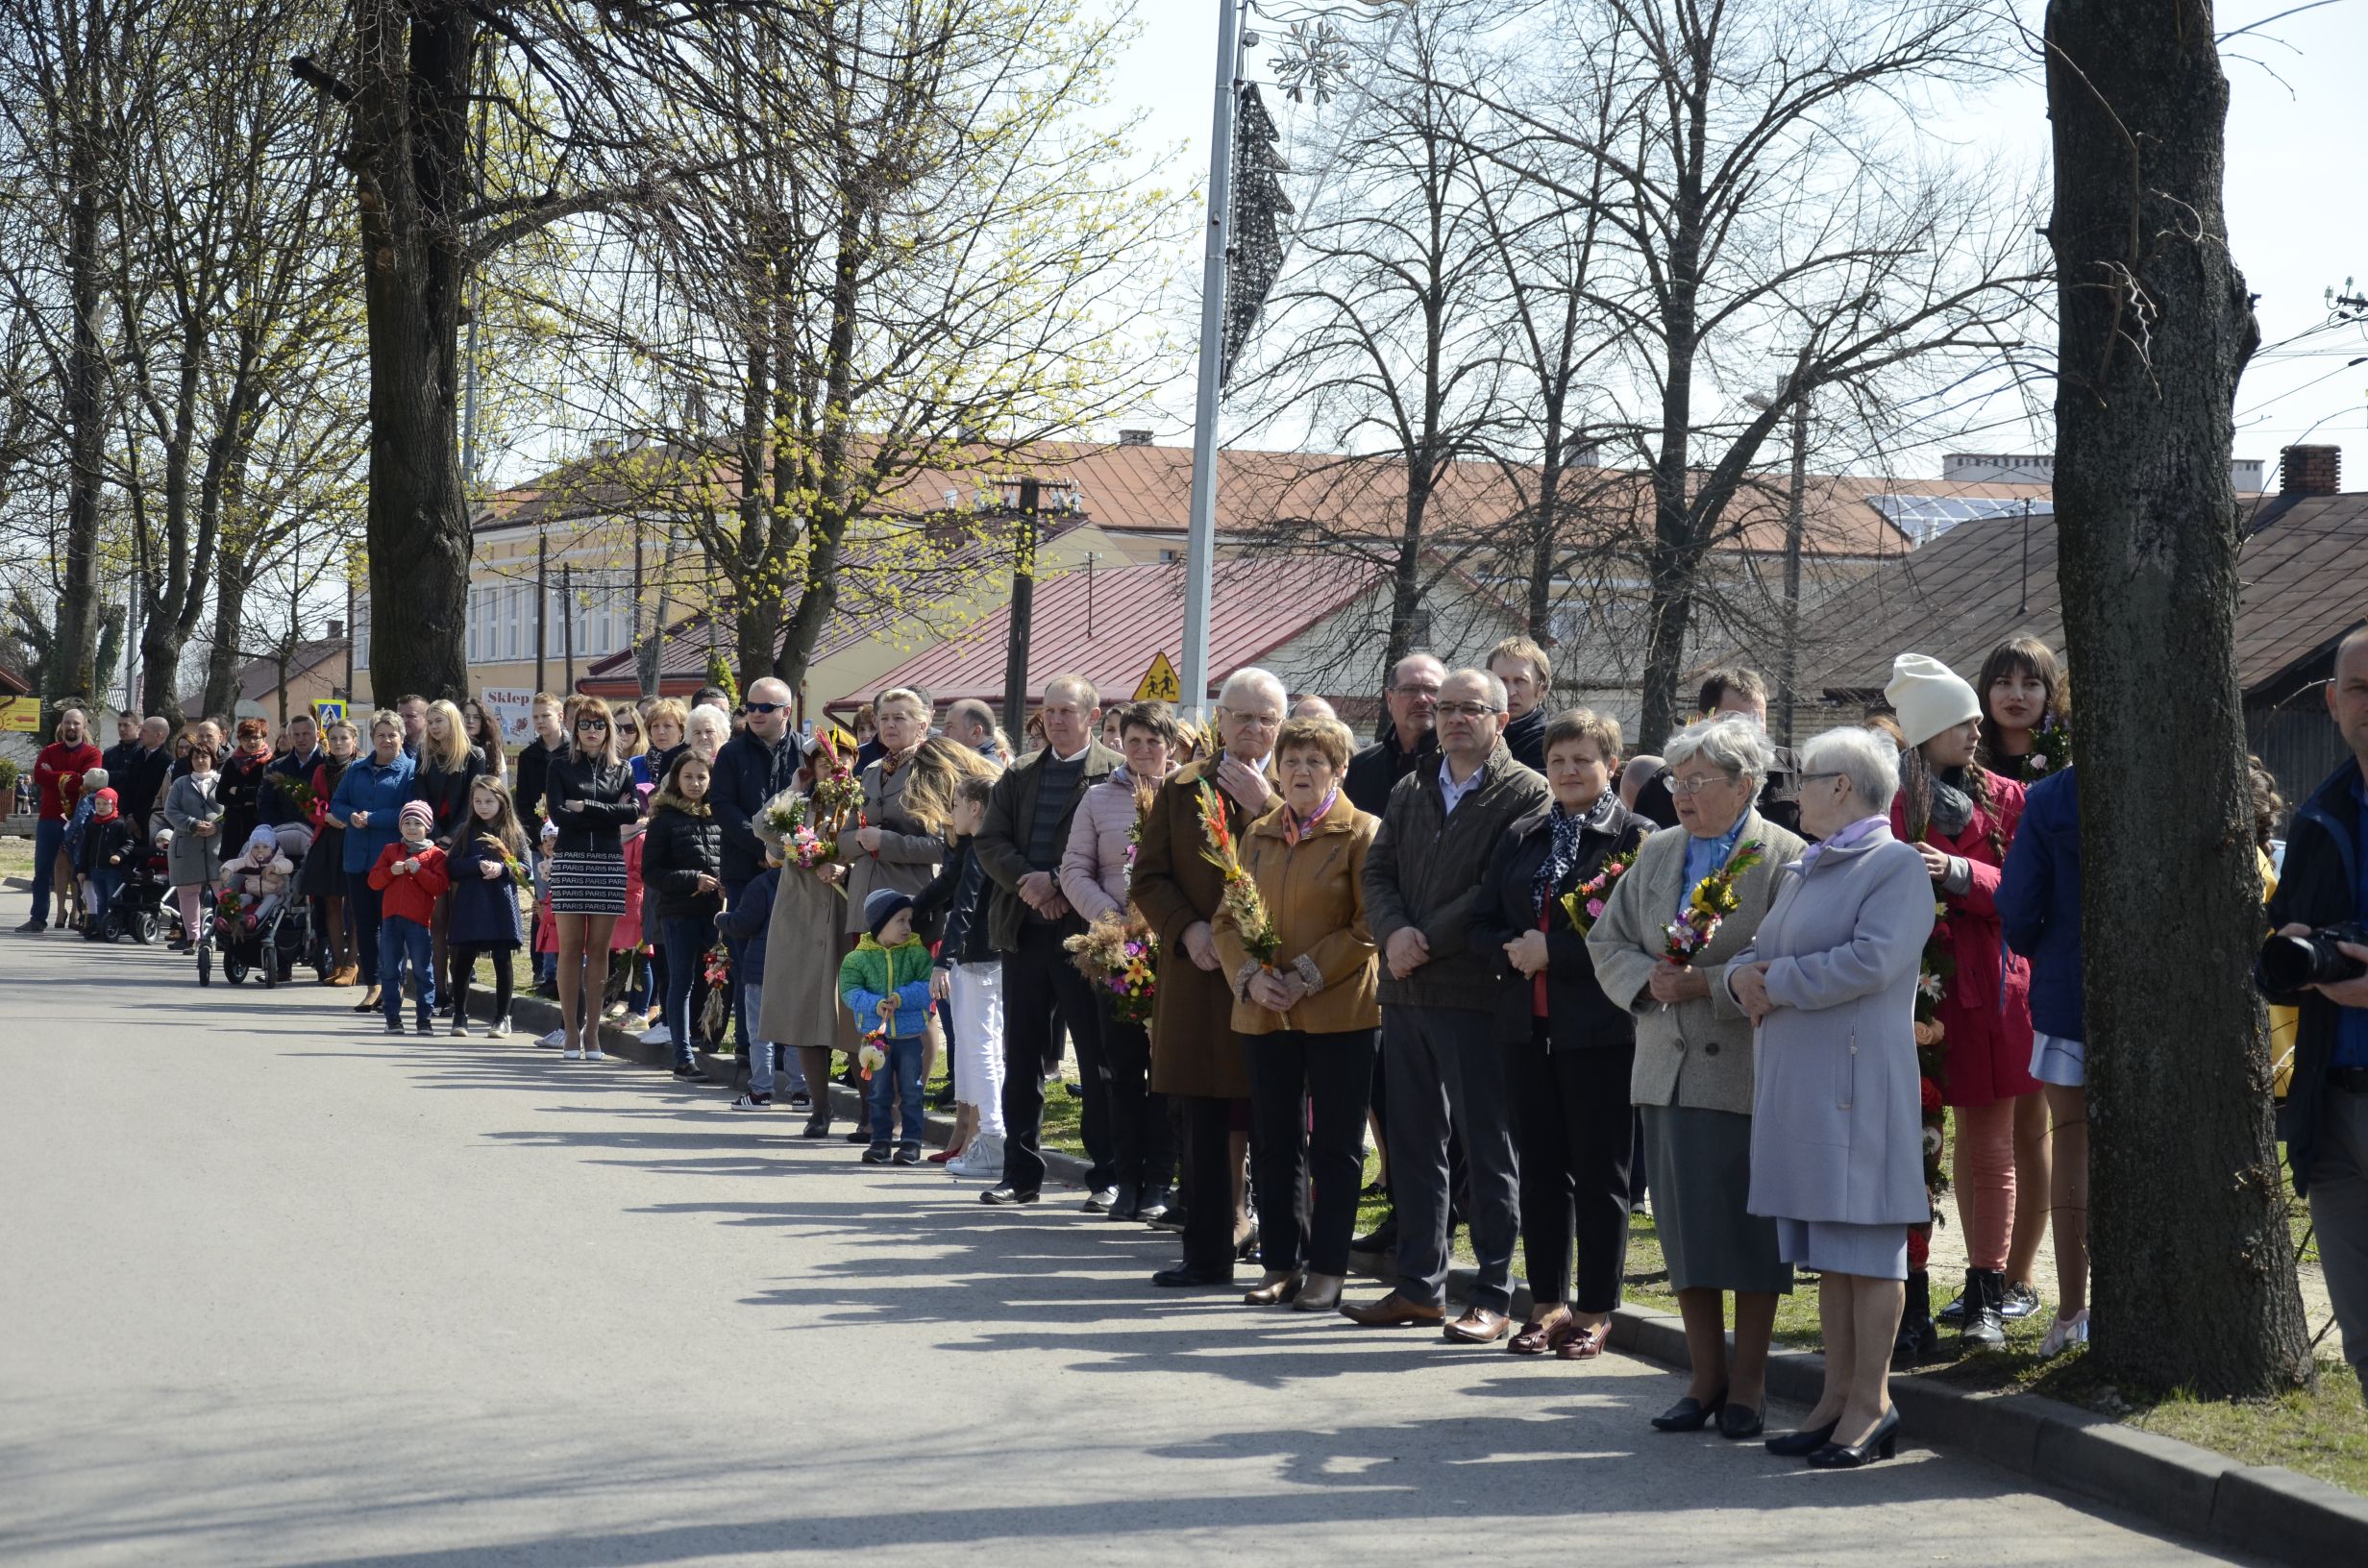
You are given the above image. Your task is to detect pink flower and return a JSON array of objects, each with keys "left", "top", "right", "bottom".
[{"left": 1586, "top": 898, "right": 1605, "bottom": 918}]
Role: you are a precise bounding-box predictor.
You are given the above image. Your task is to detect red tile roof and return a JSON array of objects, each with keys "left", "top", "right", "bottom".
[{"left": 825, "top": 552, "right": 1392, "bottom": 713}]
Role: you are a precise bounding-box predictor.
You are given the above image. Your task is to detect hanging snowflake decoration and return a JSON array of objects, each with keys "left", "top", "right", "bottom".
[{"left": 1271, "top": 19, "right": 1354, "bottom": 106}]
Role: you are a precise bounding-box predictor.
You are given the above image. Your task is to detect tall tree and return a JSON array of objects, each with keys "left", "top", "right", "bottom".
[{"left": 2045, "top": 0, "right": 2310, "bottom": 1396}]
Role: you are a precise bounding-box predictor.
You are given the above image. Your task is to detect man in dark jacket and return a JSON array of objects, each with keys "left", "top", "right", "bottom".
[
  {"left": 2262, "top": 625, "right": 2368, "bottom": 1391},
  {"left": 1344, "top": 651, "right": 1443, "bottom": 816},
  {"left": 972, "top": 673, "right": 1120, "bottom": 1204},
  {"left": 710, "top": 677, "right": 805, "bottom": 1049},
  {"left": 1343, "top": 667, "right": 1549, "bottom": 1338},
  {"left": 1488, "top": 636, "right": 1552, "bottom": 772},
  {"left": 116, "top": 717, "right": 174, "bottom": 836},
  {"left": 101, "top": 712, "right": 142, "bottom": 777}
]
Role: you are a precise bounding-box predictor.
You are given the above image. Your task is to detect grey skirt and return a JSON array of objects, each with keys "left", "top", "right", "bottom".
[
  {"left": 1775, "top": 1217, "right": 1909, "bottom": 1281},
  {"left": 1641, "top": 1104, "right": 1792, "bottom": 1295}
]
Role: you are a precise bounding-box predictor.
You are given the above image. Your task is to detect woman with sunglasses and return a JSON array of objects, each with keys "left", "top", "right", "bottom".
[{"left": 542, "top": 695, "right": 640, "bottom": 1059}]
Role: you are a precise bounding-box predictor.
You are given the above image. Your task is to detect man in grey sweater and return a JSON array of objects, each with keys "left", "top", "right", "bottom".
[{"left": 1344, "top": 667, "right": 1549, "bottom": 1339}]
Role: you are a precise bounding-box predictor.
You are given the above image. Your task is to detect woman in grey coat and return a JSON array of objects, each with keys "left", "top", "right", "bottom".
[
  {"left": 1726, "top": 725, "right": 1935, "bottom": 1468},
  {"left": 1588, "top": 716, "right": 1804, "bottom": 1440},
  {"left": 161, "top": 743, "right": 229, "bottom": 950}
]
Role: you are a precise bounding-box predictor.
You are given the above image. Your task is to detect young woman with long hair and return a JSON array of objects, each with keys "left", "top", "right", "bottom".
[
  {"left": 1976, "top": 637, "right": 2070, "bottom": 784},
  {"left": 542, "top": 695, "right": 640, "bottom": 1059}
]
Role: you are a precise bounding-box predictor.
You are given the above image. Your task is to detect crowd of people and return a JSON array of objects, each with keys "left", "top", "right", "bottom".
[{"left": 20, "top": 625, "right": 2368, "bottom": 1452}]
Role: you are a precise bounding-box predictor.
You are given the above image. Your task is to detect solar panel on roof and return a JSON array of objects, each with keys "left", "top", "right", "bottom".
[{"left": 1870, "top": 495, "right": 2053, "bottom": 546}]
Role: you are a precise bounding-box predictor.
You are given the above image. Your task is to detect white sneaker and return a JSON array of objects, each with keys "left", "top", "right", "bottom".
[
  {"left": 948, "top": 1134, "right": 1003, "bottom": 1179},
  {"left": 539, "top": 1029, "right": 566, "bottom": 1048},
  {"left": 561, "top": 1046, "right": 582, "bottom": 1061},
  {"left": 639, "top": 1024, "right": 674, "bottom": 1046},
  {"left": 585, "top": 1046, "right": 607, "bottom": 1061},
  {"left": 2039, "top": 1309, "right": 2089, "bottom": 1357}
]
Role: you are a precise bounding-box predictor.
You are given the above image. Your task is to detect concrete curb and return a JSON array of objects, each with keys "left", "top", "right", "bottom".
[{"left": 468, "top": 986, "right": 2363, "bottom": 1563}]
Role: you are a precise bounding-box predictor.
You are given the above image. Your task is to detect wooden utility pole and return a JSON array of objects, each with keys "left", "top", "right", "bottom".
[
  {"left": 534, "top": 534, "right": 549, "bottom": 696},
  {"left": 1000, "top": 478, "right": 1041, "bottom": 737}
]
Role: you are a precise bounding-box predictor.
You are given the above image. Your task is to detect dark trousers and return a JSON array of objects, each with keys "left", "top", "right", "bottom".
[
  {"left": 30, "top": 819, "right": 65, "bottom": 923},
  {"left": 1101, "top": 1006, "right": 1172, "bottom": 1199},
  {"left": 1180, "top": 1094, "right": 1242, "bottom": 1275},
  {"left": 1384, "top": 1003, "right": 1519, "bottom": 1311},
  {"left": 660, "top": 916, "right": 707, "bottom": 1066},
  {"left": 999, "top": 922, "right": 1101, "bottom": 1194},
  {"left": 1247, "top": 1028, "right": 1378, "bottom": 1277},
  {"left": 346, "top": 871, "right": 384, "bottom": 987},
  {"left": 451, "top": 942, "right": 515, "bottom": 1023},
  {"left": 720, "top": 876, "right": 751, "bottom": 1049},
  {"left": 1508, "top": 1024, "right": 1635, "bottom": 1312}
]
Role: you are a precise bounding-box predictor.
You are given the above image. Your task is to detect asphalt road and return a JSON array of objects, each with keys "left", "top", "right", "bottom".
[{"left": 0, "top": 885, "right": 2256, "bottom": 1566}]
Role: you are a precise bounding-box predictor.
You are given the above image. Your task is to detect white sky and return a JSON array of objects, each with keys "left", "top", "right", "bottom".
[{"left": 1093, "top": 0, "right": 2368, "bottom": 482}]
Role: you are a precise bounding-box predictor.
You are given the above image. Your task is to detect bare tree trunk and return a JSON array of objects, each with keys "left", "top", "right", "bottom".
[
  {"left": 346, "top": 1, "right": 476, "bottom": 704},
  {"left": 49, "top": 0, "right": 109, "bottom": 713},
  {"left": 2046, "top": 0, "right": 2311, "bottom": 1397},
  {"left": 201, "top": 548, "right": 252, "bottom": 721}
]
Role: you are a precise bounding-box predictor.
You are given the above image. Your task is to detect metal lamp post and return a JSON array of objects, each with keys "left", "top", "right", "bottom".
[{"left": 1176, "top": 0, "right": 1398, "bottom": 721}]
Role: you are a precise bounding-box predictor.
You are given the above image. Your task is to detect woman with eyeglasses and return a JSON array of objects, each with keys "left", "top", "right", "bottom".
[
  {"left": 1588, "top": 716, "right": 1803, "bottom": 1439},
  {"left": 542, "top": 695, "right": 641, "bottom": 1059}
]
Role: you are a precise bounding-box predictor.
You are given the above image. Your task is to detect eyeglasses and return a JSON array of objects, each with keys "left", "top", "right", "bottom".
[
  {"left": 1435, "top": 701, "right": 1497, "bottom": 719},
  {"left": 1391, "top": 683, "right": 1441, "bottom": 698},
  {"left": 746, "top": 701, "right": 786, "bottom": 715},
  {"left": 617, "top": 724, "right": 639, "bottom": 736},
  {"left": 1667, "top": 772, "right": 1737, "bottom": 796},
  {"left": 577, "top": 719, "right": 609, "bottom": 731}
]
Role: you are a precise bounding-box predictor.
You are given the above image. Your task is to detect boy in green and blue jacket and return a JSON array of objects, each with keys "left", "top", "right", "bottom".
[{"left": 841, "top": 889, "right": 935, "bottom": 1164}]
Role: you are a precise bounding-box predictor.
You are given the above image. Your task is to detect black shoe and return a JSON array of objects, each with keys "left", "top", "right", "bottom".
[
  {"left": 1807, "top": 1408, "right": 1901, "bottom": 1468},
  {"left": 1350, "top": 1217, "right": 1398, "bottom": 1254},
  {"left": 1936, "top": 1290, "right": 1966, "bottom": 1325},
  {"left": 1766, "top": 1418, "right": 1841, "bottom": 1457},
  {"left": 802, "top": 1114, "right": 832, "bottom": 1139},
  {"left": 1105, "top": 1182, "right": 1141, "bottom": 1222},
  {"left": 861, "top": 1145, "right": 891, "bottom": 1164},
  {"left": 1650, "top": 1388, "right": 1728, "bottom": 1432},
  {"left": 1895, "top": 1313, "right": 1940, "bottom": 1363},
  {"left": 788, "top": 1090, "right": 812, "bottom": 1111},
  {"left": 893, "top": 1144, "right": 922, "bottom": 1166},
  {"left": 844, "top": 1128, "right": 873, "bottom": 1144},
  {"left": 2001, "top": 1280, "right": 2043, "bottom": 1321},
  {"left": 1147, "top": 1205, "right": 1186, "bottom": 1233},
  {"left": 672, "top": 1062, "right": 706, "bottom": 1080},
  {"left": 980, "top": 1187, "right": 1039, "bottom": 1206},
  {"left": 1152, "top": 1264, "right": 1233, "bottom": 1287},
  {"left": 1062, "top": 1081, "right": 1084, "bottom": 1099},
  {"left": 383, "top": 1017, "right": 406, "bottom": 1035},
  {"left": 1960, "top": 1268, "right": 2007, "bottom": 1348},
  {"left": 1717, "top": 1402, "right": 1764, "bottom": 1440},
  {"left": 414, "top": 1013, "right": 433, "bottom": 1037},
  {"left": 13, "top": 919, "right": 44, "bottom": 934}
]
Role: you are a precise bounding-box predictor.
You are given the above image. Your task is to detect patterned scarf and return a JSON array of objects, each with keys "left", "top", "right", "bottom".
[
  {"left": 1282, "top": 782, "right": 1341, "bottom": 845},
  {"left": 1533, "top": 789, "right": 1616, "bottom": 917}
]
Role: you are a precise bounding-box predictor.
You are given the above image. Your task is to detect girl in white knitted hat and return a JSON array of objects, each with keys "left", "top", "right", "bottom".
[{"left": 1884, "top": 652, "right": 2038, "bottom": 1351}]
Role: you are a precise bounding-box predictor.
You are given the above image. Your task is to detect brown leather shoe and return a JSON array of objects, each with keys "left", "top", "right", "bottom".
[
  {"left": 1339, "top": 1291, "right": 1446, "bottom": 1328},
  {"left": 1443, "top": 1306, "right": 1513, "bottom": 1344}
]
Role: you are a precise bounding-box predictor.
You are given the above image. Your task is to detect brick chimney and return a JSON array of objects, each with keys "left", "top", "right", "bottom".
[
  {"left": 328, "top": 618, "right": 345, "bottom": 640},
  {"left": 1117, "top": 429, "right": 1153, "bottom": 448},
  {"left": 2279, "top": 444, "right": 2341, "bottom": 496}
]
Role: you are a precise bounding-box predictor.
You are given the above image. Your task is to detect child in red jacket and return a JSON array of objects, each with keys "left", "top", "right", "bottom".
[{"left": 368, "top": 800, "right": 452, "bottom": 1035}]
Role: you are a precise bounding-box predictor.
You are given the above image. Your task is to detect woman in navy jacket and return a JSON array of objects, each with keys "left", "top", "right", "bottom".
[{"left": 1996, "top": 765, "right": 2088, "bottom": 1356}]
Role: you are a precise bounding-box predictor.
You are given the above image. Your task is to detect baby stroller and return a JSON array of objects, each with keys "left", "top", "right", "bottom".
[
  {"left": 213, "top": 828, "right": 314, "bottom": 989},
  {"left": 108, "top": 842, "right": 175, "bottom": 945}
]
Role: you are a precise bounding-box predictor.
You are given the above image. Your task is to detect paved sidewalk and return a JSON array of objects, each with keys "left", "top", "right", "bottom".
[{"left": 0, "top": 888, "right": 2259, "bottom": 1566}]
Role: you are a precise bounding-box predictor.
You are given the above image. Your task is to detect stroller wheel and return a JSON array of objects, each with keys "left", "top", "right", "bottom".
[
  {"left": 197, "top": 943, "right": 211, "bottom": 986},
  {"left": 132, "top": 907, "right": 157, "bottom": 945},
  {"left": 224, "top": 951, "right": 248, "bottom": 985}
]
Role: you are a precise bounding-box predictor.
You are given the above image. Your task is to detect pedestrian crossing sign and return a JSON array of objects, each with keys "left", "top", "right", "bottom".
[
  {"left": 1134, "top": 652, "right": 1181, "bottom": 702},
  {"left": 312, "top": 699, "right": 346, "bottom": 726}
]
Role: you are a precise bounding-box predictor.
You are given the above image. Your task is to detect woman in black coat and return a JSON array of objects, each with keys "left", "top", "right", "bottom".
[
  {"left": 1472, "top": 708, "right": 1650, "bottom": 1360},
  {"left": 542, "top": 696, "right": 641, "bottom": 1058},
  {"left": 638, "top": 749, "right": 726, "bottom": 1075}
]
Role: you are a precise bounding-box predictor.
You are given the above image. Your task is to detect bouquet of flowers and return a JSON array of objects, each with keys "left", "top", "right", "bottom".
[
  {"left": 1558, "top": 848, "right": 1637, "bottom": 937},
  {"left": 1065, "top": 913, "right": 1160, "bottom": 1025},
  {"left": 269, "top": 771, "right": 317, "bottom": 820},
  {"left": 703, "top": 947, "right": 730, "bottom": 990},
  {"left": 806, "top": 730, "right": 862, "bottom": 836},
  {"left": 477, "top": 832, "right": 527, "bottom": 885},
  {"left": 857, "top": 1027, "right": 887, "bottom": 1081},
  {"left": 763, "top": 791, "right": 839, "bottom": 883},
  {"left": 1913, "top": 901, "right": 1955, "bottom": 1202},
  {"left": 1196, "top": 779, "right": 1277, "bottom": 964},
  {"left": 1660, "top": 842, "right": 1764, "bottom": 966},
  {"left": 2024, "top": 710, "right": 2072, "bottom": 776}
]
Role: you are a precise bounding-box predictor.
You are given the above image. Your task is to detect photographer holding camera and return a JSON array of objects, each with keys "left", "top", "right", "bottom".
[{"left": 2261, "top": 625, "right": 2368, "bottom": 1392}]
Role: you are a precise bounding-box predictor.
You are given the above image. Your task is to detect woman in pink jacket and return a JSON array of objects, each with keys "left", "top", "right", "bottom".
[
  {"left": 1060, "top": 700, "right": 1184, "bottom": 1222},
  {"left": 1884, "top": 654, "right": 2035, "bottom": 1350}
]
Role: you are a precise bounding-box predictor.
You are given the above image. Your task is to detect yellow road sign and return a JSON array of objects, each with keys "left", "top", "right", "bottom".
[
  {"left": 1133, "top": 652, "right": 1181, "bottom": 703},
  {"left": 311, "top": 698, "right": 347, "bottom": 726},
  {"left": 0, "top": 696, "right": 39, "bottom": 732}
]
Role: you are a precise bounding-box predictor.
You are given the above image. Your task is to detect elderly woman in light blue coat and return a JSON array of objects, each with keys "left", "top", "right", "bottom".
[{"left": 1726, "top": 725, "right": 1934, "bottom": 1470}]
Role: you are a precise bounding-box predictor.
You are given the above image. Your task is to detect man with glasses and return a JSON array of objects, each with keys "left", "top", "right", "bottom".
[
  {"left": 1345, "top": 652, "right": 1445, "bottom": 816},
  {"left": 713, "top": 678, "right": 805, "bottom": 1054},
  {"left": 1344, "top": 668, "right": 1548, "bottom": 1337}
]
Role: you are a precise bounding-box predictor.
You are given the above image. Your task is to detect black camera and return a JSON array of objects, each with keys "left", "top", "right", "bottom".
[{"left": 2259, "top": 921, "right": 2368, "bottom": 992}]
